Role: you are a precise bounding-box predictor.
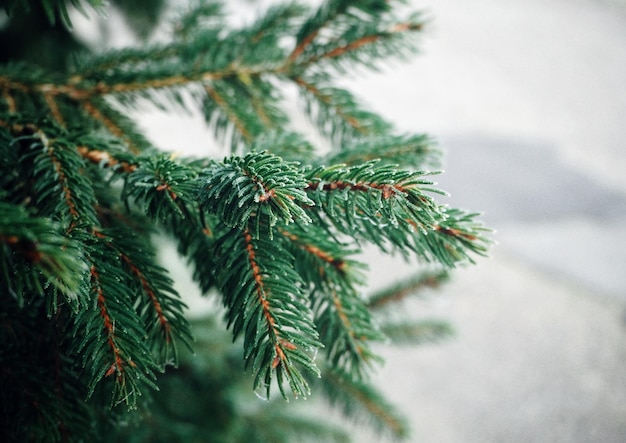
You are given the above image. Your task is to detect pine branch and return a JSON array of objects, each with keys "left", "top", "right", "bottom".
[
  {"left": 97, "top": 227, "right": 193, "bottom": 366},
  {"left": 281, "top": 223, "right": 383, "bottom": 379},
  {"left": 293, "top": 74, "right": 392, "bottom": 144},
  {"left": 325, "top": 133, "right": 440, "bottom": 170},
  {"left": 75, "top": 239, "right": 160, "bottom": 407},
  {"left": 0, "top": 199, "right": 87, "bottom": 309},
  {"left": 304, "top": 160, "right": 442, "bottom": 244},
  {"left": 122, "top": 154, "right": 199, "bottom": 223},
  {"left": 367, "top": 269, "right": 449, "bottom": 309},
  {"left": 199, "top": 151, "right": 313, "bottom": 237},
  {"left": 251, "top": 130, "right": 317, "bottom": 163},
  {"left": 289, "top": 0, "right": 392, "bottom": 63},
  {"left": 318, "top": 368, "right": 410, "bottom": 440},
  {"left": 380, "top": 319, "right": 454, "bottom": 345},
  {"left": 213, "top": 225, "right": 321, "bottom": 399}
]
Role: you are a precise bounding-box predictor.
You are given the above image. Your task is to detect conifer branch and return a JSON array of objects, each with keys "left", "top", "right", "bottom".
[
  {"left": 1, "top": 120, "right": 99, "bottom": 229},
  {"left": 0, "top": 200, "right": 86, "bottom": 306},
  {"left": 76, "top": 145, "right": 137, "bottom": 174},
  {"left": 0, "top": 1, "right": 492, "bottom": 438},
  {"left": 95, "top": 227, "right": 192, "bottom": 366},
  {"left": 213, "top": 226, "right": 321, "bottom": 399},
  {"left": 293, "top": 75, "right": 384, "bottom": 140},
  {"left": 367, "top": 269, "right": 449, "bottom": 309},
  {"left": 326, "top": 134, "right": 439, "bottom": 169},
  {"left": 204, "top": 83, "right": 255, "bottom": 145},
  {"left": 44, "top": 93, "right": 66, "bottom": 127},
  {"left": 122, "top": 154, "right": 199, "bottom": 223},
  {"left": 320, "top": 369, "right": 409, "bottom": 440},
  {"left": 80, "top": 100, "right": 149, "bottom": 153},
  {"left": 289, "top": 0, "right": 392, "bottom": 63},
  {"left": 380, "top": 319, "right": 454, "bottom": 345},
  {"left": 304, "top": 161, "right": 442, "bottom": 236},
  {"left": 199, "top": 151, "right": 313, "bottom": 236},
  {"left": 301, "top": 21, "right": 424, "bottom": 68},
  {"left": 280, "top": 224, "right": 381, "bottom": 378},
  {"left": 2, "top": 89, "right": 17, "bottom": 113},
  {"left": 90, "top": 265, "right": 129, "bottom": 382},
  {"left": 78, "top": 244, "right": 160, "bottom": 407},
  {"left": 252, "top": 131, "right": 317, "bottom": 163}
]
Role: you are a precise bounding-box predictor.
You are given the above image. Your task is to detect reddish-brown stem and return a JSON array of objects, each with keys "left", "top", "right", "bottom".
[
  {"left": 76, "top": 146, "right": 137, "bottom": 173},
  {"left": 205, "top": 85, "right": 253, "bottom": 144},
  {"left": 120, "top": 254, "right": 171, "bottom": 337},
  {"left": 243, "top": 230, "right": 295, "bottom": 370},
  {"left": 435, "top": 225, "right": 477, "bottom": 241},
  {"left": 292, "top": 76, "right": 364, "bottom": 131},
  {"left": 90, "top": 265, "right": 128, "bottom": 380},
  {"left": 81, "top": 101, "right": 141, "bottom": 154},
  {"left": 307, "top": 180, "right": 406, "bottom": 199},
  {"left": 279, "top": 229, "right": 346, "bottom": 274}
]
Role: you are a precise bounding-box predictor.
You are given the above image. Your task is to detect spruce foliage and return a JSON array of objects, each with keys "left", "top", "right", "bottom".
[{"left": 0, "top": 0, "right": 490, "bottom": 441}]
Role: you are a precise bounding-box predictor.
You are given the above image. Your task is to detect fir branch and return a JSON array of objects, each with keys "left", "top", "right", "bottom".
[
  {"left": 380, "top": 319, "right": 454, "bottom": 345},
  {"left": 204, "top": 82, "right": 256, "bottom": 146},
  {"left": 76, "top": 145, "right": 138, "bottom": 174},
  {"left": 319, "top": 368, "right": 410, "bottom": 440},
  {"left": 289, "top": 0, "right": 392, "bottom": 63},
  {"left": 251, "top": 130, "right": 317, "bottom": 163},
  {"left": 199, "top": 151, "right": 313, "bottom": 237},
  {"left": 293, "top": 74, "right": 392, "bottom": 143},
  {"left": 280, "top": 224, "right": 382, "bottom": 378},
  {"left": 239, "top": 407, "right": 350, "bottom": 443},
  {"left": 367, "top": 269, "right": 449, "bottom": 309},
  {"left": 174, "top": 1, "right": 224, "bottom": 39},
  {"left": 4, "top": 0, "right": 106, "bottom": 27},
  {"left": 299, "top": 18, "right": 425, "bottom": 72},
  {"left": 246, "top": 2, "right": 309, "bottom": 47},
  {"left": 3, "top": 120, "right": 100, "bottom": 229},
  {"left": 325, "top": 133, "right": 440, "bottom": 170},
  {"left": 77, "top": 242, "right": 160, "bottom": 408},
  {"left": 80, "top": 99, "right": 152, "bottom": 153},
  {"left": 213, "top": 226, "right": 321, "bottom": 399},
  {"left": 0, "top": 300, "right": 96, "bottom": 442},
  {"left": 428, "top": 208, "right": 492, "bottom": 266},
  {"left": 0, "top": 200, "right": 87, "bottom": 308},
  {"left": 122, "top": 154, "right": 199, "bottom": 223},
  {"left": 1, "top": 88, "right": 17, "bottom": 113},
  {"left": 96, "top": 227, "right": 193, "bottom": 367},
  {"left": 203, "top": 76, "right": 288, "bottom": 151},
  {"left": 43, "top": 93, "right": 66, "bottom": 127},
  {"left": 304, "top": 160, "right": 442, "bottom": 238}
]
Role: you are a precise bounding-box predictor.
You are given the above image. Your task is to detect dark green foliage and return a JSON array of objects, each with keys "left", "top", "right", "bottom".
[
  {"left": 212, "top": 226, "right": 321, "bottom": 399},
  {"left": 199, "top": 151, "right": 313, "bottom": 234},
  {"left": 0, "top": 0, "right": 491, "bottom": 441},
  {"left": 317, "top": 368, "right": 410, "bottom": 440}
]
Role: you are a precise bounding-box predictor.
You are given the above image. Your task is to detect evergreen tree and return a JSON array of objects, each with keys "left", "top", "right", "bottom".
[{"left": 0, "top": 0, "right": 490, "bottom": 441}]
